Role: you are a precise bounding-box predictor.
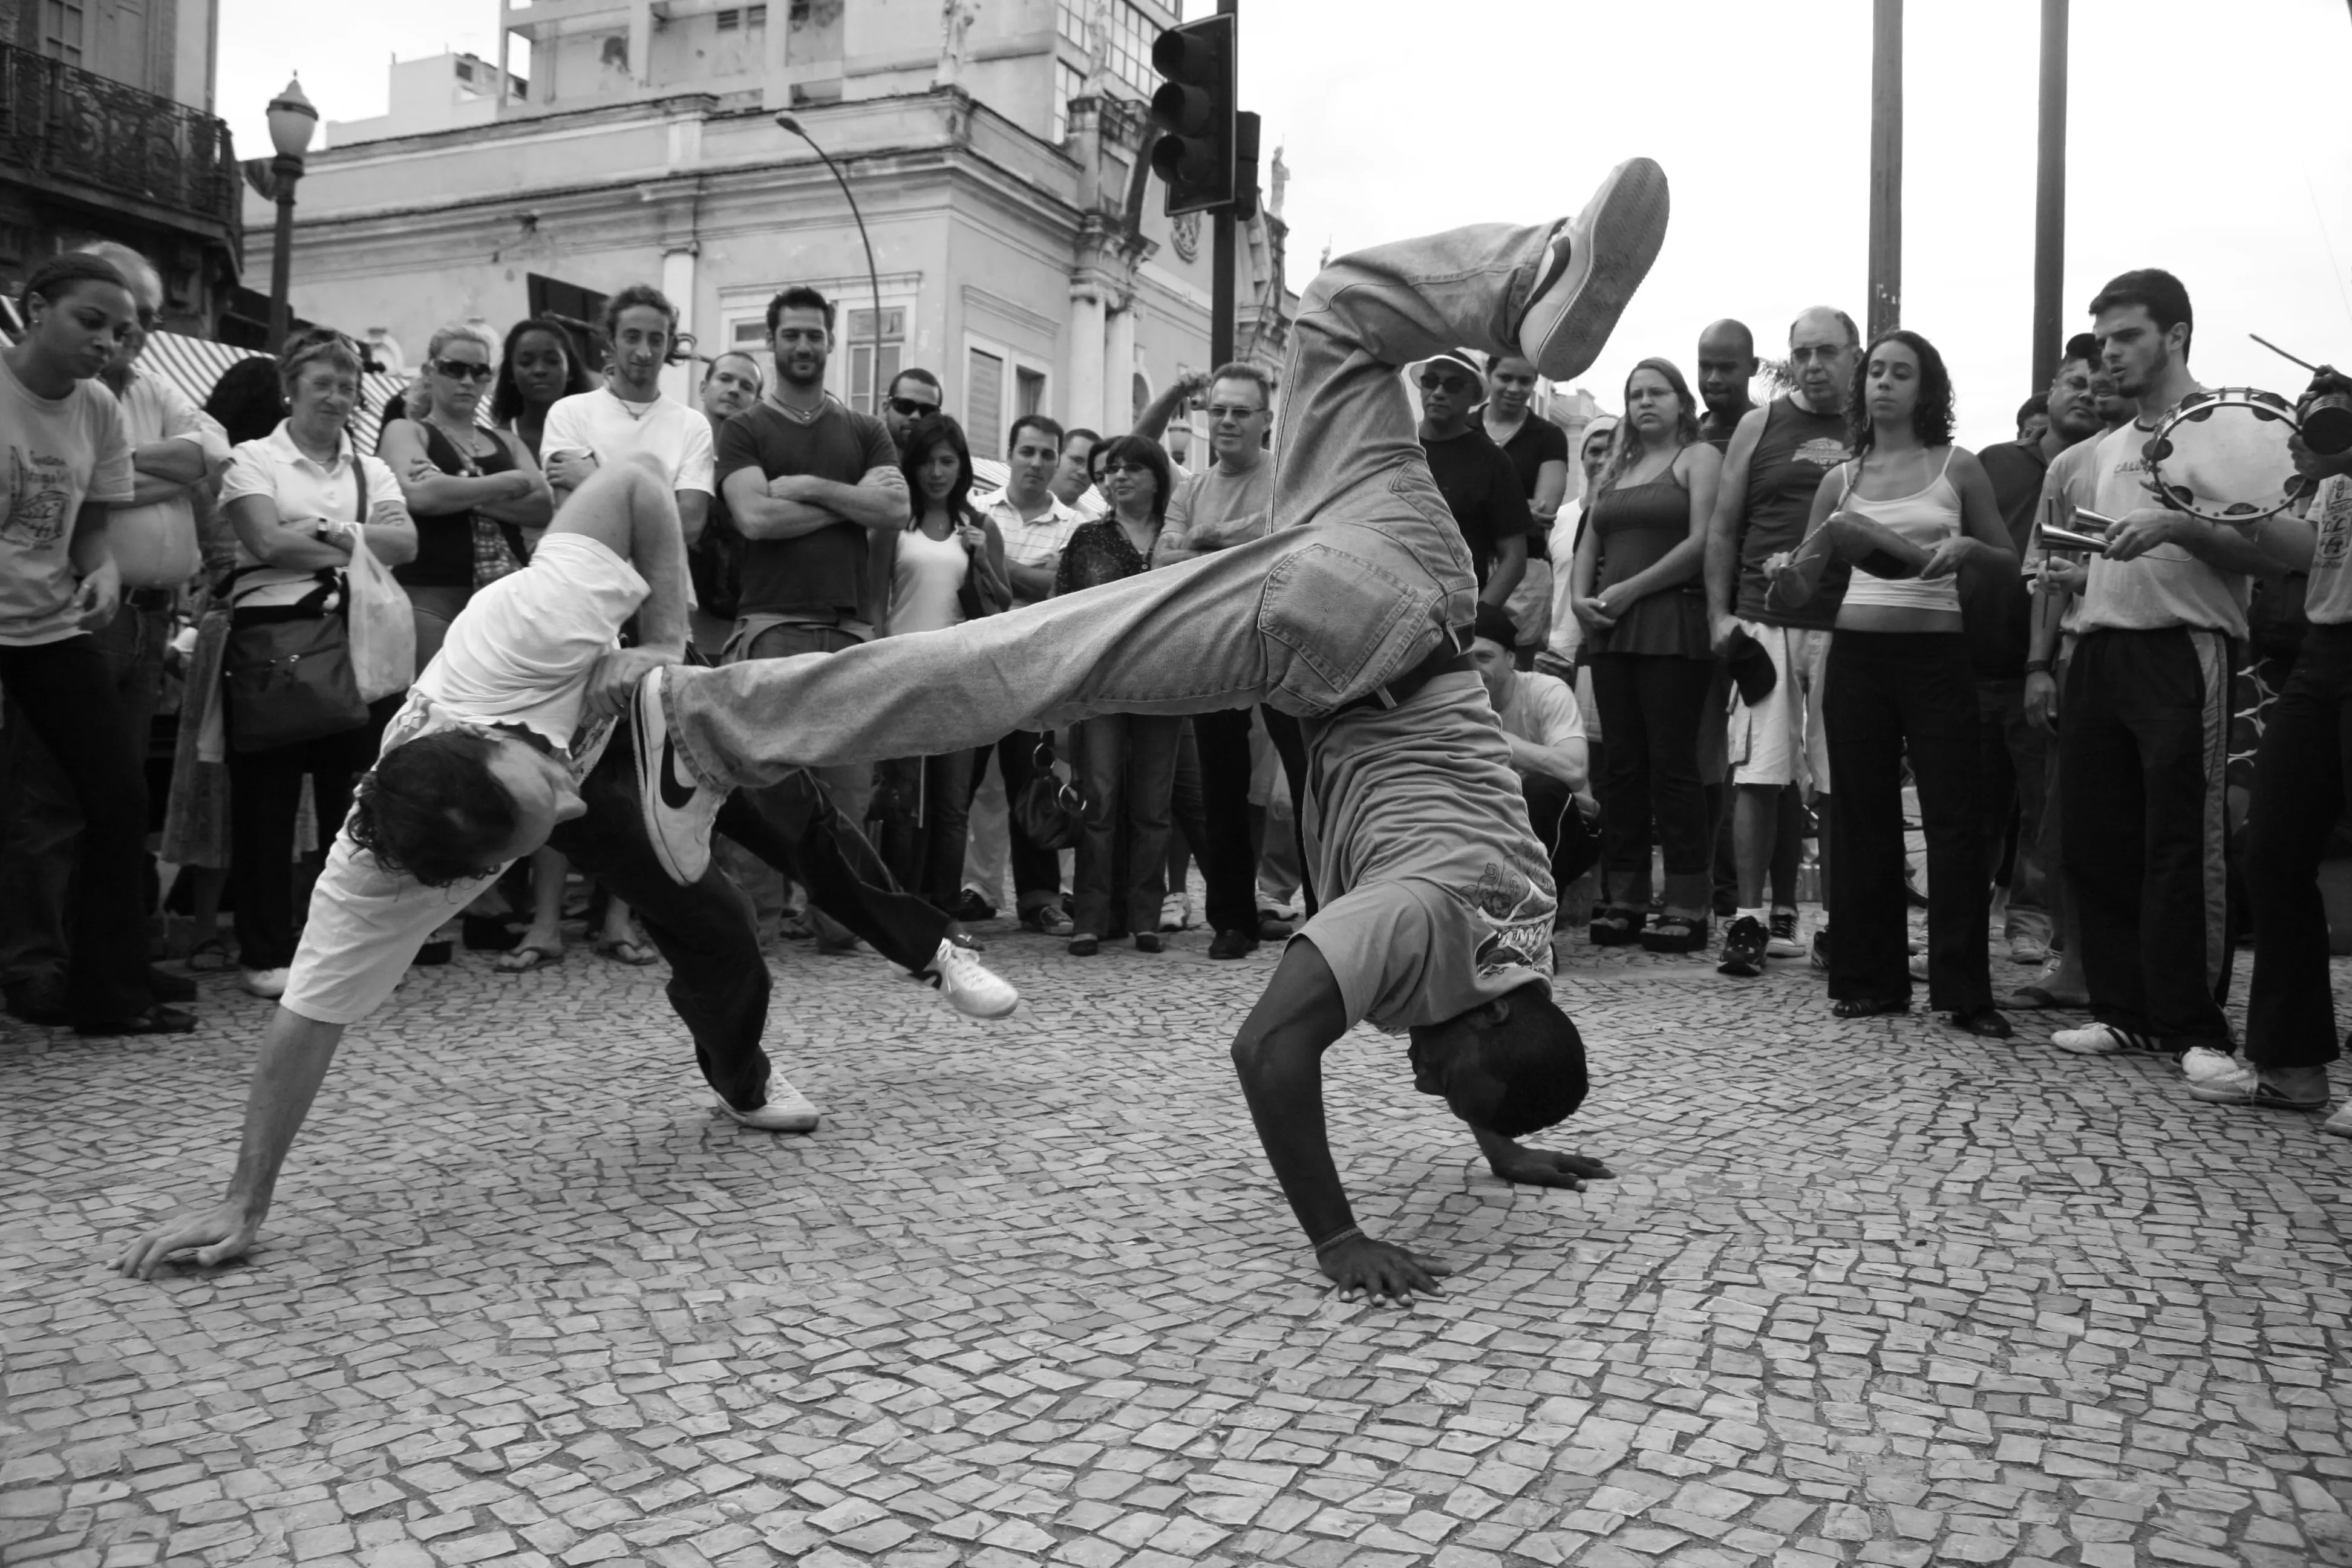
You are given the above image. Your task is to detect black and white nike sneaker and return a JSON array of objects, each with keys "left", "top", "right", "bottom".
[{"left": 632, "top": 667, "right": 724, "bottom": 885}]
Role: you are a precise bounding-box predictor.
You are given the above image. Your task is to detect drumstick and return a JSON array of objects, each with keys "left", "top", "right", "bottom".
[{"left": 2250, "top": 333, "right": 2321, "bottom": 373}]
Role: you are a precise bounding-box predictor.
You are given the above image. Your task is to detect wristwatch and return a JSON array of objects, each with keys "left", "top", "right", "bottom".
[{"left": 2023, "top": 659, "right": 2052, "bottom": 676}]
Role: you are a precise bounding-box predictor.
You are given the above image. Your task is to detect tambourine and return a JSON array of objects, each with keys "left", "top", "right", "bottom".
[{"left": 2142, "top": 386, "right": 2308, "bottom": 527}]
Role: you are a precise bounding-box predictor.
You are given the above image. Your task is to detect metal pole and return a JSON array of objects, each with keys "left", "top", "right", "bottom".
[
  {"left": 1866, "top": 0, "right": 1902, "bottom": 339},
  {"left": 267, "top": 154, "right": 302, "bottom": 349},
  {"left": 2030, "top": 0, "right": 2069, "bottom": 390},
  {"left": 781, "top": 116, "right": 884, "bottom": 413},
  {"left": 1210, "top": 0, "right": 1237, "bottom": 370}
]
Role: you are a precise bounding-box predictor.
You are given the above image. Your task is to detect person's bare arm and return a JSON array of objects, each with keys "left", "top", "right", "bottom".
[
  {"left": 1763, "top": 471, "right": 1845, "bottom": 610},
  {"left": 225, "top": 492, "right": 356, "bottom": 572},
  {"left": 1916, "top": 449, "right": 2018, "bottom": 581},
  {"left": 131, "top": 440, "right": 209, "bottom": 486},
  {"left": 1133, "top": 370, "right": 1207, "bottom": 444},
  {"left": 1229, "top": 939, "right": 1454, "bottom": 1304},
  {"left": 675, "top": 490, "right": 709, "bottom": 549},
  {"left": 1508, "top": 730, "right": 1588, "bottom": 790},
  {"left": 2106, "top": 505, "right": 2276, "bottom": 575},
  {"left": 379, "top": 420, "right": 537, "bottom": 515},
  {"left": 547, "top": 456, "right": 694, "bottom": 722},
  {"left": 1007, "top": 553, "right": 1060, "bottom": 601},
  {"left": 1481, "top": 531, "right": 1528, "bottom": 607},
  {"left": 68, "top": 501, "right": 120, "bottom": 629},
  {"left": 727, "top": 466, "right": 908, "bottom": 540},
  {"left": 472, "top": 431, "right": 555, "bottom": 529},
  {"left": 112, "top": 1008, "right": 348, "bottom": 1278},
  {"left": 1568, "top": 510, "right": 1613, "bottom": 633},
  {"left": 1531, "top": 457, "right": 1569, "bottom": 528},
  {"left": 1704, "top": 408, "right": 1766, "bottom": 649}
]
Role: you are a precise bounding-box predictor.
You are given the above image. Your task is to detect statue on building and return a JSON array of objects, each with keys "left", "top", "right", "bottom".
[
  {"left": 1269, "top": 145, "right": 1289, "bottom": 220},
  {"left": 936, "top": 0, "right": 978, "bottom": 88}
]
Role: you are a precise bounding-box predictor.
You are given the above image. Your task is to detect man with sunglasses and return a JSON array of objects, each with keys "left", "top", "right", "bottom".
[
  {"left": 881, "top": 368, "right": 944, "bottom": 459},
  {"left": 1416, "top": 350, "right": 1531, "bottom": 610},
  {"left": 1, "top": 242, "right": 221, "bottom": 1027},
  {"left": 631, "top": 162, "right": 1671, "bottom": 1301}
]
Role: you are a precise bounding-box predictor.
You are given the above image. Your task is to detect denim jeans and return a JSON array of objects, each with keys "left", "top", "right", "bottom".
[
  {"left": 0, "top": 635, "right": 153, "bottom": 1023},
  {"left": 668, "top": 221, "right": 1555, "bottom": 788},
  {"left": 875, "top": 746, "right": 978, "bottom": 910},
  {"left": 0, "top": 600, "right": 171, "bottom": 987},
  {"left": 970, "top": 730, "right": 1065, "bottom": 913},
  {"left": 1071, "top": 713, "right": 1181, "bottom": 939}
]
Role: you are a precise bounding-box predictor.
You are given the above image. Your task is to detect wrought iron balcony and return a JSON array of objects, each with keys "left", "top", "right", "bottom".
[{"left": 0, "top": 42, "right": 240, "bottom": 238}]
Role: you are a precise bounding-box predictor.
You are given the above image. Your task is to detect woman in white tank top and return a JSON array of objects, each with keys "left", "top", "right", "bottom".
[
  {"left": 1763, "top": 330, "right": 2018, "bottom": 1036},
  {"left": 873, "top": 416, "right": 1009, "bottom": 908}
]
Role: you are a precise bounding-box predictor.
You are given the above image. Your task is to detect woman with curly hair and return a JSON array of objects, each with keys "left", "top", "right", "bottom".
[
  {"left": 1765, "top": 328, "right": 2017, "bottom": 1034},
  {"left": 488, "top": 316, "right": 596, "bottom": 463}
]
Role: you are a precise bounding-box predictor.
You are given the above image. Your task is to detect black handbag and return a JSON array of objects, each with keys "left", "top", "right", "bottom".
[
  {"left": 221, "top": 464, "right": 371, "bottom": 753},
  {"left": 1010, "top": 734, "right": 1083, "bottom": 851}
]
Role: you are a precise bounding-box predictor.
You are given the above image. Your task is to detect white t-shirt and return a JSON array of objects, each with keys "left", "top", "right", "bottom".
[
  {"left": 887, "top": 523, "right": 969, "bottom": 636},
  {"left": 1494, "top": 670, "right": 1586, "bottom": 754},
  {"left": 217, "top": 423, "right": 411, "bottom": 610},
  {"left": 0, "top": 353, "right": 134, "bottom": 645},
  {"left": 2306, "top": 475, "right": 2352, "bottom": 626},
  {"left": 108, "top": 363, "right": 230, "bottom": 589},
  {"left": 2076, "top": 416, "right": 2253, "bottom": 637},
  {"left": 281, "top": 532, "right": 650, "bottom": 1025},
  {"left": 541, "top": 386, "right": 715, "bottom": 496}
]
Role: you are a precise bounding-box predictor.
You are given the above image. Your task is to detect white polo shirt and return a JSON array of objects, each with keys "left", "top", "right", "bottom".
[
  {"left": 218, "top": 422, "right": 410, "bottom": 610},
  {"left": 107, "top": 362, "right": 230, "bottom": 589},
  {"left": 976, "top": 486, "right": 1080, "bottom": 608},
  {"left": 542, "top": 385, "right": 715, "bottom": 496}
]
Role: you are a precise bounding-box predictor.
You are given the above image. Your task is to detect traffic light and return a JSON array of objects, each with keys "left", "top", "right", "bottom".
[
  {"left": 1149, "top": 13, "right": 1236, "bottom": 216},
  {"left": 1233, "top": 110, "right": 1261, "bottom": 221}
]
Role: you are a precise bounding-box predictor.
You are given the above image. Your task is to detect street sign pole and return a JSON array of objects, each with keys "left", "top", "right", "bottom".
[
  {"left": 2030, "top": 0, "right": 2069, "bottom": 390},
  {"left": 1867, "top": 0, "right": 1903, "bottom": 339}
]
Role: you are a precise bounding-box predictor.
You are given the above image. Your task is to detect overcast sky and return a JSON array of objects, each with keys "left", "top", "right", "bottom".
[{"left": 220, "top": 0, "right": 2352, "bottom": 449}]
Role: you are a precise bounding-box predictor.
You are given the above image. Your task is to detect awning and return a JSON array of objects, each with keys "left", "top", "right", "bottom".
[{"left": 137, "top": 330, "right": 412, "bottom": 452}]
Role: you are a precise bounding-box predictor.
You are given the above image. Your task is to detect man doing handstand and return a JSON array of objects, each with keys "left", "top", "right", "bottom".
[{"left": 626, "top": 162, "right": 1673, "bottom": 1301}]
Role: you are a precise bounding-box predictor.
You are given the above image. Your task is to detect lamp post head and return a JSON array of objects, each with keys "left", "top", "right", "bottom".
[
  {"left": 267, "top": 76, "right": 319, "bottom": 162},
  {"left": 775, "top": 111, "right": 805, "bottom": 137}
]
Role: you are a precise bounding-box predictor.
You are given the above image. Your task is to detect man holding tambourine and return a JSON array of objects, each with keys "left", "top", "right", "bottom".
[
  {"left": 2043, "top": 270, "right": 2288, "bottom": 1069},
  {"left": 2186, "top": 364, "right": 2352, "bottom": 1132}
]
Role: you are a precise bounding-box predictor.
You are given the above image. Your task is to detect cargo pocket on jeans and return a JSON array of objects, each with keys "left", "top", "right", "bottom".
[{"left": 1256, "top": 543, "right": 1439, "bottom": 713}]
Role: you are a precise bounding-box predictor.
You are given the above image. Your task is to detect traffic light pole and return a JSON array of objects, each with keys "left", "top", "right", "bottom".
[{"left": 1209, "top": 0, "right": 1236, "bottom": 371}]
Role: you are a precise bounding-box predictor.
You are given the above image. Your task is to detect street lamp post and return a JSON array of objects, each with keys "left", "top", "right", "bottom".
[
  {"left": 777, "top": 113, "right": 884, "bottom": 416},
  {"left": 265, "top": 76, "right": 319, "bottom": 351}
]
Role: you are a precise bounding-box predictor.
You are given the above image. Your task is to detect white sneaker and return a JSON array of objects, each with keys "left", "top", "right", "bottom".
[
  {"left": 1765, "top": 909, "right": 1805, "bottom": 959},
  {"left": 2052, "top": 1023, "right": 2162, "bottom": 1057},
  {"left": 240, "top": 967, "right": 289, "bottom": 999},
  {"left": 632, "top": 666, "right": 724, "bottom": 886},
  {"left": 1160, "top": 892, "right": 1193, "bottom": 933},
  {"left": 2184, "top": 1060, "right": 2329, "bottom": 1109},
  {"left": 2324, "top": 1104, "right": 2352, "bottom": 1138},
  {"left": 2178, "top": 1046, "right": 2243, "bottom": 1085},
  {"left": 2008, "top": 934, "right": 2050, "bottom": 965},
  {"left": 1516, "top": 157, "right": 1671, "bottom": 382},
  {"left": 717, "top": 1079, "right": 821, "bottom": 1132},
  {"left": 924, "top": 938, "right": 1018, "bottom": 1020}
]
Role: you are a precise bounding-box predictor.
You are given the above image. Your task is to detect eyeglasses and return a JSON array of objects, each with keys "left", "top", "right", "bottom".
[
  {"left": 1101, "top": 459, "right": 1155, "bottom": 475},
  {"left": 1417, "top": 374, "right": 1472, "bottom": 394},
  {"left": 1204, "top": 403, "right": 1264, "bottom": 423},
  {"left": 432, "top": 358, "right": 495, "bottom": 382},
  {"left": 887, "top": 396, "right": 940, "bottom": 417},
  {"left": 134, "top": 309, "right": 160, "bottom": 331}
]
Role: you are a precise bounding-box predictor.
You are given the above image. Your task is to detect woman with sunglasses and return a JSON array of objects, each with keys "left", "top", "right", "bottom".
[
  {"left": 1055, "top": 435, "right": 1184, "bottom": 955},
  {"left": 1569, "top": 358, "right": 1721, "bottom": 953},
  {"left": 379, "top": 322, "right": 555, "bottom": 667}
]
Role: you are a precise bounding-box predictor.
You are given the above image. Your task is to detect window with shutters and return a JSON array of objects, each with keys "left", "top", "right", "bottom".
[
  {"left": 967, "top": 348, "right": 1005, "bottom": 460},
  {"left": 844, "top": 307, "right": 906, "bottom": 416},
  {"left": 41, "top": 0, "right": 87, "bottom": 66}
]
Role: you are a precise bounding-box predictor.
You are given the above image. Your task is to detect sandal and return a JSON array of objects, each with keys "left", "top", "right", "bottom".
[
  {"left": 595, "top": 936, "right": 661, "bottom": 967},
  {"left": 1588, "top": 906, "right": 1646, "bottom": 947},
  {"left": 1639, "top": 913, "right": 1710, "bottom": 955},
  {"left": 184, "top": 936, "right": 235, "bottom": 973},
  {"left": 496, "top": 942, "right": 564, "bottom": 974},
  {"left": 1832, "top": 997, "right": 1910, "bottom": 1019}
]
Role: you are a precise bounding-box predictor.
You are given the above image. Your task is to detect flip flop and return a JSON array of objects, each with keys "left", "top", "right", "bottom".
[
  {"left": 596, "top": 936, "right": 661, "bottom": 967},
  {"left": 184, "top": 936, "right": 235, "bottom": 973},
  {"left": 496, "top": 942, "right": 564, "bottom": 975}
]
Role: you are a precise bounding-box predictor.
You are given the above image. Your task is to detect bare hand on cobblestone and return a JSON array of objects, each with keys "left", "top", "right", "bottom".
[
  {"left": 1479, "top": 1135, "right": 1615, "bottom": 1191},
  {"left": 1319, "top": 1232, "right": 1452, "bottom": 1306},
  {"left": 109, "top": 1200, "right": 260, "bottom": 1279}
]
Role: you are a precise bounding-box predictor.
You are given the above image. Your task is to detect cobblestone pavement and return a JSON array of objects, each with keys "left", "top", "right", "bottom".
[{"left": 8, "top": 909, "right": 2352, "bottom": 1568}]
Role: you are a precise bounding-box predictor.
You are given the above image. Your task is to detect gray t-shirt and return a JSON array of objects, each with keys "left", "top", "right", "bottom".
[
  {"left": 1166, "top": 459, "right": 1275, "bottom": 552},
  {"left": 1293, "top": 672, "right": 1557, "bottom": 1031},
  {"left": 2305, "top": 475, "right": 2352, "bottom": 626}
]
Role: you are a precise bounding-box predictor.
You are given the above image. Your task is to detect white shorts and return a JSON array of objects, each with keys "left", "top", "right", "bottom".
[{"left": 1727, "top": 622, "right": 1832, "bottom": 793}]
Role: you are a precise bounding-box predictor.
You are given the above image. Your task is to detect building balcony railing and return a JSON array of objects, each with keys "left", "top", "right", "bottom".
[{"left": 0, "top": 41, "right": 241, "bottom": 239}]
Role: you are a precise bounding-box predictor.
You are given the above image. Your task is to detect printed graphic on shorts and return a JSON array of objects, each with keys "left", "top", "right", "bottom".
[
  {"left": 1792, "top": 437, "right": 1851, "bottom": 472},
  {"left": 2, "top": 446, "right": 74, "bottom": 549},
  {"left": 1469, "top": 852, "right": 1557, "bottom": 977}
]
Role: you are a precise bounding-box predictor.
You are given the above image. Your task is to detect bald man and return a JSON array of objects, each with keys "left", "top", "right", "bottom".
[
  {"left": 1694, "top": 319, "right": 1760, "bottom": 450},
  {"left": 1702, "top": 307, "right": 1863, "bottom": 978}
]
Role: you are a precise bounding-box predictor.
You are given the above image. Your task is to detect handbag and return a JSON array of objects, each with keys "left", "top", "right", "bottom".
[
  {"left": 956, "top": 520, "right": 1011, "bottom": 622},
  {"left": 1010, "top": 733, "right": 1083, "bottom": 851},
  {"left": 220, "top": 460, "right": 374, "bottom": 753}
]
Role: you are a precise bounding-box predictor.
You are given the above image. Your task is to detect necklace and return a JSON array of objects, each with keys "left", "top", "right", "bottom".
[
  {"left": 430, "top": 414, "right": 486, "bottom": 459},
  {"left": 607, "top": 384, "right": 658, "bottom": 422}
]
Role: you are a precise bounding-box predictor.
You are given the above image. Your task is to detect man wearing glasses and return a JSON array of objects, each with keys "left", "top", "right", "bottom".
[
  {"left": 1157, "top": 364, "right": 1300, "bottom": 959},
  {"left": 1, "top": 241, "right": 222, "bottom": 1027},
  {"left": 881, "top": 368, "right": 943, "bottom": 459},
  {"left": 1415, "top": 350, "right": 1531, "bottom": 609}
]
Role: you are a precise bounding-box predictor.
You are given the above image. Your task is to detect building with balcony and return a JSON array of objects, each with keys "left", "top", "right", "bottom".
[
  {"left": 0, "top": 0, "right": 240, "bottom": 333},
  {"left": 252, "top": 0, "right": 1295, "bottom": 456}
]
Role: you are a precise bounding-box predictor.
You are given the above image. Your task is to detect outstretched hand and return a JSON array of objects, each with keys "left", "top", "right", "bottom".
[
  {"left": 113, "top": 1203, "right": 261, "bottom": 1280},
  {"left": 1485, "top": 1140, "right": 1615, "bottom": 1191},
  {"left": 1318, "top": 1233, "right": 1452, "bottom": 1307},
  {"left": 581, "top": 645, "right": 684, "bottom": 727}
]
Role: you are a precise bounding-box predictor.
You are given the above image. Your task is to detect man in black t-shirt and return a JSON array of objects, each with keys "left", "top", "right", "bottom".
[
  {"left": 1962, "top": 334, "right": 2103, "bottom": 967},
  {"left": 1416, "top": 349, "right": 1530, "bottom": 605},
  {"left": 1483, "top": 352, "right": 1569, "bottom": 665}
]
